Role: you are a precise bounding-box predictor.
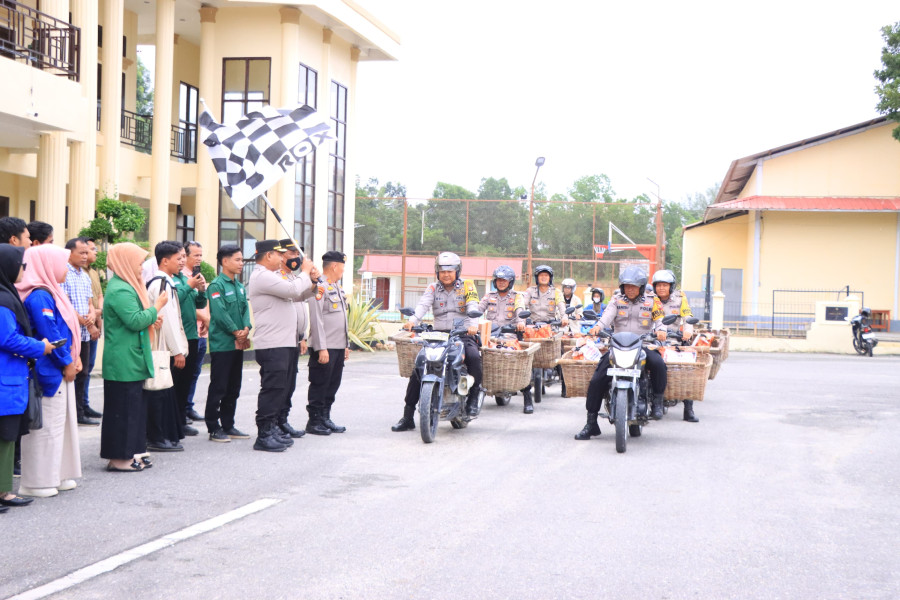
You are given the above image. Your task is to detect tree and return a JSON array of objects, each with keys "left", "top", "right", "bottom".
[
  {"left": 137, "top": 56, "right": 154, "bottom": 115},
  {"left": 875, "top": 21, "right": 900, "bottom": 141},
  {"left": 78, "top": 193, "right": 148, "bottom": 278},
  {"left": 662, "top": 182, "right": 720, "bottom": 281}
]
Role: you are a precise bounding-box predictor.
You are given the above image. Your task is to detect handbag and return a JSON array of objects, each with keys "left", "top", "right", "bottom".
[
  {"left": 25, "top": 362, "right": 43, "bottom": 430},
  {"left": 144, "top": 278, "right": 174, "bottom": 391}
]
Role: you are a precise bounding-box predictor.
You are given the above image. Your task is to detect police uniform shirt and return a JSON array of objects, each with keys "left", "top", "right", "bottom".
[
  {"left": 247, "top": 264, "right": 313, "bottom": 350},
  {"left": 409, "top": 279, "right": 480, "bottom": 331},
  {"left": 307, "top": 278, "right": 349, "bottom": 351},
  {"left": 521, "top": 285, "right": 565, "bottom": 323},
  {"left": 597, "top": 291, "right": 663, "bottom": 336},
  {"left": 280, "top": 267, "right": 315, "bottom": 342},
  {"left": 652, "top": 290, "right": 693, "bottom": 336},
  {"left": 478, "top": 290, "right": 524, "bottom": 328}
]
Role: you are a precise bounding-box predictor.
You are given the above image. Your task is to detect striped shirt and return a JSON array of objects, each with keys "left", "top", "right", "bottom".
[{"left": 61, "top": 263, "right": 93, "bottom": 341}]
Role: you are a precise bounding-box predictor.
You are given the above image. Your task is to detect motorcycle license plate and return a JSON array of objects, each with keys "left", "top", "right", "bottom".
[
  {"left": 862, "top": 333, "right": 875, "bottom": 340},
  {"left": 609, "top": 367, "right": 641, "bottom": 377}
]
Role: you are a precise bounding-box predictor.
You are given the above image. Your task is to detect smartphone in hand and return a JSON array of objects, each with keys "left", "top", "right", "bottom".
[
  {"left": 50, "top": 339, "right": 68, "bottom": 348},
  {"left": 192, "top": 265, "right": 202, "bottom": 277}
]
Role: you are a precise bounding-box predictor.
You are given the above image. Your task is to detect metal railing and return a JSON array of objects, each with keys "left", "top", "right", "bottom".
[
  {"left": 771, "top": 288, "right": 863, "bottom": 338},
  {"left": 0, "top": 0, "right": 80, "bottom": 80},
  {"left": 120, "top": 109, "right": 152, "bottom": 154},
  {"left": 170, "top": 123, "right": 197, "bottom": 163}
]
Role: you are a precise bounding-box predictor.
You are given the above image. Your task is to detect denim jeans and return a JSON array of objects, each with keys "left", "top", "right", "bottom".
[{"left": 186, "top": 337, "right": 207, "bottom": 410}]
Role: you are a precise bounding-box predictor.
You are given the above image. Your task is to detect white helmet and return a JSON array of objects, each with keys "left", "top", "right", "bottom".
[
  {"left": 651, "top": 269, "right": 676, "bottom": 289},
  {"left": 561, "top": 278, "right": 576, "bottom": 290}
]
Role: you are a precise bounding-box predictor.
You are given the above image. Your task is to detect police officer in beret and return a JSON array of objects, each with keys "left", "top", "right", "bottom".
[{"left": 305, "top": 250, "right": 350, "bottom": 435}]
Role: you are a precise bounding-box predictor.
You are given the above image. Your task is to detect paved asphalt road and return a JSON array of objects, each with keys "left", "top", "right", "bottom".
[{"left": 2, "top": 351, "right": 899, "bottom": 599}]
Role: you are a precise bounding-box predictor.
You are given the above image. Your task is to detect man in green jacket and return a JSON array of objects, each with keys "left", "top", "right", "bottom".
[
  {"left": 204, "top": 244, "right": 252, "bottom": 443},
  {"left": 170, "top": 242, "right": 207, "bottom": 436}
]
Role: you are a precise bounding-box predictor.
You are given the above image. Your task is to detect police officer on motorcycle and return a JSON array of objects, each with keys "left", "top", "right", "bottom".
[
  {"left": 575, "top": 266, "right": 667, "bottom": 440},
  {"left": 392, "top": 252, "right": 483, "bottom": 432},
  {"left": 651, "top": 269, "right": 698, "bottom": 423},
  {"left": 521, "top": 265, "right": 568, "bottom": 397},
  {"left": 560, "top": 277, "right": 582, "bottom": 332},
  {"left": 479, "top": 266, "right": 534, "bottom": 413}
]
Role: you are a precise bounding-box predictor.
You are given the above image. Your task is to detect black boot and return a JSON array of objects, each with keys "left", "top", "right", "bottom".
[
  {"left": 574, "top": 412, "right": 601, "bottom": 440},
  {"left": 523, "top": 388, "right": 534, "bottom": 414},
  {"left": 279, "top": 419, "right": 306, "bottom": 438},
  {"left": 305, "top": 406, "right": 332, "bottom": 436},
  {"left": 465, "top": 387, "right": 481, "bottom": 417},
  {"left": 253, "top": 425, "right": 289, "bottom": 452},
  {"left": 392, "top": 405, "right": 416, "bottom": 431},
  {"left": 651, "top": 393, "right": 664, "bottom": 420},
  {"left": 322, "top": 405, "right": 346, "bottom": 433},
  {"left": 683, "top": 400, "right": 699, "bottom": 422}
]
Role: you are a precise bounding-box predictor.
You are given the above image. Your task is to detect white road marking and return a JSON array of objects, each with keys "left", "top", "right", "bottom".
[{"left": 7, "top": 498, "right": 281, "bottom": 600}]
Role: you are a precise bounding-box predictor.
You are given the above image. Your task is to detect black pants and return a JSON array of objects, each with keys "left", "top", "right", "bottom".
[
  {"left": 307, "top": 348, "right": 345, "bottom": 411},
  {"left": 255, "top": 347, "right": 292, "bottom": 430},
  {"left": 585, "top": 348, "right": 667, "bottom": 413},
  {"left": 281, "top": 345, "right": 301, "bottom": 423},
  {"left": 205, "top": 350, "right": 243, "bottom": 433},
  {"left": 403, "top": 334, "right": 482, "bottom": 407},
  {"left": 73, "top": 341, "right": 92, "bottom": 418},
  {"left": 171, "top": 338, "right": 199, "bottom": 421}
]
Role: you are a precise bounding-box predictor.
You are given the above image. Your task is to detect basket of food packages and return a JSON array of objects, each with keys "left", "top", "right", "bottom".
[
  {"left": 560, "top": 333, "right": 587, "bottom": 355},
  {"left": 390, "top": 330, "right": 423, "bottom": 378},
  {"left": 690, "top": 331, "right": 725, "bottom": 380},
  {"left": 523, "top": 325, "right": 562, "bottom": 369},
  {"left": 481, "top": 336, "right": 541, "bottom": 394},
  {"left": 661, "top": 348, "right": 713, "bottom": 402},
  {"left": 556, "top": 339, "right": 606, "bottom": 398}
]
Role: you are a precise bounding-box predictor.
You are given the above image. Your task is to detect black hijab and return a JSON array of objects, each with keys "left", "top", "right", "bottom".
[{"left": 0, "top": 244, "right": 32, "bottom": 337}]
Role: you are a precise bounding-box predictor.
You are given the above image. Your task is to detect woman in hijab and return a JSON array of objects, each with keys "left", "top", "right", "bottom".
[
  {"left": 101, "top": 243, "right": 168, "bottom": 472},
  {"left": 16, "top": 244, "right": 83, "bottom": 497},
  {"left": 0, "top": 244, "right": 53, "bottom": 511}
]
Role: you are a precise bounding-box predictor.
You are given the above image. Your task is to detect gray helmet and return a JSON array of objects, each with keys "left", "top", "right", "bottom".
[
  {"left": 435, "top": 252, "right": 462, "bottom": 280},
  {"left": 492, "top": 265, "right": 516, "bottom": 290},
  {"left": 618, "top": 265, "right": 648, "bottom": 295},
  {"left": 652, "top": 269, "right": 677, "bottom": 290},
  {"left": 534, "top": 264, "right": 554, "bottom": 285}
]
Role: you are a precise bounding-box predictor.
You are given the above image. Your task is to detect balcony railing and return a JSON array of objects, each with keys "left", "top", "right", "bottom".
[
  {"left": 170, "top": 123, "right": 197, "bottom": 163},
  {"left": 120, "top": 109, "right": 152, "bottom": 154},
  {"left": 0, "top": 0, "right": 80, "bottom": 80}
]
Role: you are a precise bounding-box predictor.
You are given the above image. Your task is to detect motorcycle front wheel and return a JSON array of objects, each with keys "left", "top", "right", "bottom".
[
  {"left": 614, "top": 389, "right": 628, "bottom": 453},
  {"left": 419, "top": 381, "right": 441, "bottom": 443},
  {"left": 495, "top": 395, "right": 510, "bottom": 406},
  {"left": 852, "top": 336, "right": 867, "bottom": 355}
]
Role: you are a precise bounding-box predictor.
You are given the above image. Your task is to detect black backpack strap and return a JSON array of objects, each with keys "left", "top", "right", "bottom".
[{"left": 146, "top": 275, "right": 169, "bottom": 292}]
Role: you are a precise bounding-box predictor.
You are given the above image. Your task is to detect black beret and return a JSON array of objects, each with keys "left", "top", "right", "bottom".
[
  {"left": 254, "top": 239, "right": 286, "bottom": 258},
  {"left": 322, "top": 250, "right": 346, "bottom": 264}
]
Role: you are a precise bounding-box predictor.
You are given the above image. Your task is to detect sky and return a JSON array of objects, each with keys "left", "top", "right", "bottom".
[{"left": 352, "top": 1, "right": 899, "bottom": 204}]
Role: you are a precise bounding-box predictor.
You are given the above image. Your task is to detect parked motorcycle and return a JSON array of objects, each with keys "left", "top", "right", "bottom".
[
  {"left": 399, "top": 307, "right": 485, "bottom": 443},
  {"left": 593, "top": 314, "right": 680, "bottom": 454},
  {"left": 850, "top": 307, "right": 878, "bottom": 357}
]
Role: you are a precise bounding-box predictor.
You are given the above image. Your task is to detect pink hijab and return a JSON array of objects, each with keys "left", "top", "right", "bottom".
[{"left": 16, "top": 244, "right": 82, "bottom": 358}]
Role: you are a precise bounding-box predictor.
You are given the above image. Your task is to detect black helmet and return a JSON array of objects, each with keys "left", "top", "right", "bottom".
[
  {"left": 534, "top": 264, "right": 554, "bottom": 285},
  {"left": 860, "top": 307, "right": 872, "bottom": 318},
  {"left": 618, "top": 265, "right": 648, "bottom": 296},
  {"left": 591, "top": 287, "right": 605, "bottom": 303},
  {"left": 435, "top": 252, "right": 462, "bottom": 280},
  {"left": 492, "top": 265, "right": 516, "bottom": 290}
]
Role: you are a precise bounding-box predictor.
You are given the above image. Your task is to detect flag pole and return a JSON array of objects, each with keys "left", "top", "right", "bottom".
[{"left": 257, "top": 193, "right": 306, "bottom": 261}]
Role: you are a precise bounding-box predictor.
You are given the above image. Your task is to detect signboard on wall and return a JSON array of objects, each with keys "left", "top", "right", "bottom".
[{"left": 824, "top": 306, "right": 849, "bottom": 322}]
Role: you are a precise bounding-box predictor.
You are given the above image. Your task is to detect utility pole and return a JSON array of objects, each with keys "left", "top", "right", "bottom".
[{"left": 528, "top": 157, "right": 545, "bottom": 284}]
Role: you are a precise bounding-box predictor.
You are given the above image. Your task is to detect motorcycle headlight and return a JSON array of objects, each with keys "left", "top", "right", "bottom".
[
  {"left": 613, "top": 348, "right": 639, "bottom": 368},
  {"left": 425, "top": 346, "right": 444, "bottom": 362}
]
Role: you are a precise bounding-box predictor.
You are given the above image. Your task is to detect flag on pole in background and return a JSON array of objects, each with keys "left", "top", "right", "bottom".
[{"left": 199, "top": 104, "right": 333, "bottom": 209}]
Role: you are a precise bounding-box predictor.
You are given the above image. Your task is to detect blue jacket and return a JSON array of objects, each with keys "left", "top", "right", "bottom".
[
  {"left": 24, "top": 289, "right": 74, "bottom": 397},
  {"left": 0, "top": 306, "right": 47, "bottom": 417}
]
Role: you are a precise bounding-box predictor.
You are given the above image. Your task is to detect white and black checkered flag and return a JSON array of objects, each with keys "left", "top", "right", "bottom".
[{"left": 199, "top": 104, "right": 333, "bottom": 208}]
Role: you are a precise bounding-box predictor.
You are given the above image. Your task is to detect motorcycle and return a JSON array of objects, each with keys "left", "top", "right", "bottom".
[
  {"left": 490, "top": 315, "right": 528, "bottom": 407},
  {"left": 850, "top": 308, "right": 878, "bottom": 357},
  {"left": 526, "top": 306, "right": 577, "bottom": 403},
  {"left": 592, "top": 314, "right": 680, "bottom": 454},
  {"left": 398, "top": 307, "right": 485, "bottom": 443}
]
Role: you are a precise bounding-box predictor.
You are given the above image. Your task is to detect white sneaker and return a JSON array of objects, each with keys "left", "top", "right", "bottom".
[
  {"left": 17, "top": 486, "right": 59, "bottom": 498},
  {"left": 57, "top": 479, "right": 77, "bottom": 491}
]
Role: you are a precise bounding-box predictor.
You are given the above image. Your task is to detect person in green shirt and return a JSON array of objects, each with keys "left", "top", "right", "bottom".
[
  {"left": 204, "top": 244, "right": 251, "bottom": 443},
  {"left": 170, "top": 243, "right": 207, "bottom": 436}
]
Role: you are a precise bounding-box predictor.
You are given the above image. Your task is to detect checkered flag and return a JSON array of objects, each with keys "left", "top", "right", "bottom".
[{"left": 199, "top": 104, "right": 333, "bottom": 208}]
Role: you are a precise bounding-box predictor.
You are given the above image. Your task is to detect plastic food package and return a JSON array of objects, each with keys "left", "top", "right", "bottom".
[{"left": 663, "top": 347, "right": 698, "bottom": 363}]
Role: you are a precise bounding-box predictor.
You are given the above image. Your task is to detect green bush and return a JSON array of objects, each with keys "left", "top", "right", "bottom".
[{"left": 79, "top": 193, "right": 147, "bottom": 246}]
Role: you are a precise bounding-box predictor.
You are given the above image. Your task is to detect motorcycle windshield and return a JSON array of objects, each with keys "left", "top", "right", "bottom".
[{"left": 611, "top": 331, "right": 642, "bottom": 350}]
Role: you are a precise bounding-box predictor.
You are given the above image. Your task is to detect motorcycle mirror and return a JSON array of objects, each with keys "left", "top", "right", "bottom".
[
  {"left": 467, "top": 310, "right": 483, "bottom": 319},
  {"left": 685, "top": 317, "right": 700, "bottom": 325},
  {"left": 582, "top": 310, "right": 597, "bottom": 320},
  {"left": 565, "top": 306, "right": 577, "bottom": 315},
  {"left": 518, "top": 310, "right": 531, "bottom": 319},
  {"left": 662, "top": 314, "right": 679, "bottom": 325},
  {"left": 399, "top": 307, "right": 415, "bottom": 317}
]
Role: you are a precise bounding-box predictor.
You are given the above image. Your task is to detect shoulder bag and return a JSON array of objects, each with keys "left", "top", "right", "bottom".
[{"left": 144, "top": 277, "right": 173, "bottom": 391}]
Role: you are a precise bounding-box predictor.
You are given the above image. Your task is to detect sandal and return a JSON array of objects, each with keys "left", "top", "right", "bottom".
[
  {"left": 139, "top": 457, "right": 153, "bottom": 469},
  {"left": 106, "top": 460, "right": 144, "bottom": 472}
]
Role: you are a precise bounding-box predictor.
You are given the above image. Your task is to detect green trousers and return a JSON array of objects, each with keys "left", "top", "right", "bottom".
[{"left": 0, "top": 438, "right": 13, "bottom": 494}]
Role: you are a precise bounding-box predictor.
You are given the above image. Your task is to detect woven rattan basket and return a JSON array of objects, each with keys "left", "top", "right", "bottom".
[
  {"left": 664, "top": 352, "right": 713, "bottom": 402},
  {"left": 390, "top": 331, "right": 422, "bottom": 378},
  {"left": 557, "top": 350, "right": 599, "bottom": 398},
  {"left": 482, "top": 341, "right": 540, "bottom": 394},
  {"left": 560, "top": 337, "right": 581, "bottom": 355},
  {"left": 707, "top": 339, "right": 724, "bottom": 380},
  {"left": 528, "top": 333, "right": 562, "bottom": 369}
]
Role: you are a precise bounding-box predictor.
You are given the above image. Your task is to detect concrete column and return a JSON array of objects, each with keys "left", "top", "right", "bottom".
[
  {"left": 69, "top": 0, "right": 99, "bottom": 238},
  {"left": 37, "top": 133, "right": 68, "bottom": 238},
  {"left": 195, "top": 5, "right": 219, "bottom": 254},
  {"left": 40, "top": 0, "right": 67, "bottom": 20},
  {"left": 272, "top": 6, "right": 301, "bottom": 241},
  {"left": 149, "top": 0, "right": 175, "bottom": 244},
  {"left": 312, "top": 27, "right": 333, "bottom": 261},
  {"left": 711, "top": 291, "right": 725, "bottom": 330},
  {"left": 341, "top": 46, "right": 360, "bottom": 293},
  {"left": 98, "top": 0, "right": 124, "bottom": 199}
]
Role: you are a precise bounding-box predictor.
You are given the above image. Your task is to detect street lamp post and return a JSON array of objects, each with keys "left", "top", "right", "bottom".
[
  {"left": 647, "top": 177, "right": 664, "bottom": 274},
  {"left": 527, "top": 156, "right": 545, "bottom": 284}
]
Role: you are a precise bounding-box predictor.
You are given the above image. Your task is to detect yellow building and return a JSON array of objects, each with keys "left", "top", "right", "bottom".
[
  {"left": 682, "top": 117, "right": 900, "bottom": 333},
  {"left": 0, "top": 0, "right": 399, "bottom": 285}
]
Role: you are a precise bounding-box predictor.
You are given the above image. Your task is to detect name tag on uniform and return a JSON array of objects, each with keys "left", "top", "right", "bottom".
[{"left": 225, "top": 290, "right": 234, "bottom": 296}]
